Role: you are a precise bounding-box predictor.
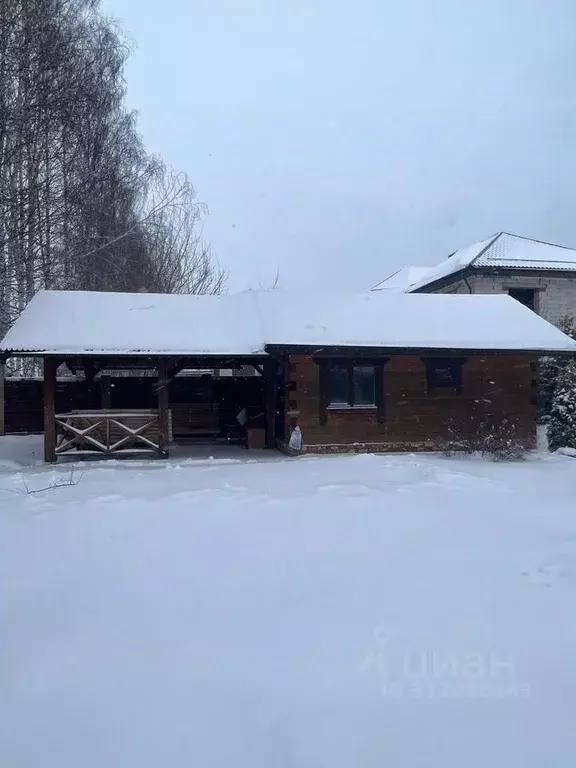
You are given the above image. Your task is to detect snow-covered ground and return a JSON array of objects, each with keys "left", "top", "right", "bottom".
[{"left": 1, "top": 436, "right": 576, "bottom": 767}]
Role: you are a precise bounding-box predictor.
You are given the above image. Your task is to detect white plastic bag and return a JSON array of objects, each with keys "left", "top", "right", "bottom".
[{"left": 288, "top": 425, "right": 303, "bottom": 451}]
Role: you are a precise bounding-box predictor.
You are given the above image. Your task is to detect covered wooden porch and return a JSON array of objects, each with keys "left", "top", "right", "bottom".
[{"left": 38, "top": 354, "right": 281, "bottom": 463}]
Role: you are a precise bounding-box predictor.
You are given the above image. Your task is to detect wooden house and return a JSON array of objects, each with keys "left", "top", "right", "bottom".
[{"left": 1, "top": 289, "right": 575, "bottom": 462}]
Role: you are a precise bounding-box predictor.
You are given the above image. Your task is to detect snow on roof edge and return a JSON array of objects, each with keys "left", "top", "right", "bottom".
[
  {"left": 372, "top": 265, "right": 433, "bottom": 292},
  {"left": 2, "top": 289, "right": 576, "bottom": 357},
  {"left": 406, "top": 234, "right": 500, "bottom": 292}
]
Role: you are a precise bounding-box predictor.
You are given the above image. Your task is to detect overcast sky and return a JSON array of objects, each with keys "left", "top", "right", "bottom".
[{"left": 101, "top": 0, "right": 576, "bottom": 291}]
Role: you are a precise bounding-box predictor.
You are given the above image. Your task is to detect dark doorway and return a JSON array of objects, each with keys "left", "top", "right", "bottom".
[{"left": 508, "top": 288, "right": 536, "bottom": 312}]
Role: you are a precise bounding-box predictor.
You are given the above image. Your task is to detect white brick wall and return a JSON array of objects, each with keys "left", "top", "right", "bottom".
[{"left": 430, "top": 273, "right": 576, "bottom": 327}]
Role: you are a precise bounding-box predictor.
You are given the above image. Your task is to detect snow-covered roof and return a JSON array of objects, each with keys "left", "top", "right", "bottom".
[
  {"left": 1, "top": 291, "right": 265, "bottom": 357},
  {"left": 258, "top": 291, "right": 576, "bottom": 352},
  {"left": 372, "top": 266, "right": 433, "bottom": 292},
  {"left": 407, "top": 232, "right": 576, "bottom": 292},
  {"left": 474, "top": 232, "right": 576, "bottom": 269},
  {"left": 2, "top": 289, "right": 576, "bottom": 357},
  {"left": 407, "top": 235, "right": 498, "bottom": 292}
]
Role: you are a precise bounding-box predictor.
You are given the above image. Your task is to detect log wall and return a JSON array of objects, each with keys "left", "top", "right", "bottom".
[{"left": 285, "top": 354, "right": 536, "bottom": 452}]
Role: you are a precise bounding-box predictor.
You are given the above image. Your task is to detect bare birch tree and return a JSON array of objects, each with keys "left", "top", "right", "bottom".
[
  {"left": 139, "top": 168, "right": 226, "bottom": 295},
  {"left": 0, "top": 0, "right": 224, "bottom": 351}
]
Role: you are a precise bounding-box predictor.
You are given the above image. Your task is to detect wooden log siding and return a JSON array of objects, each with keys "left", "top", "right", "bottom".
[
  {"left": 317, "top": 361, "right": 329, "bottom": 426},
  {"left": 286, "top": 354, "right": 536, "bottom": 452},
  {"left": 264, "top": 357, "right": 279, "bottom": 447},
  {"left": 374, "top": 363, "right": 385, "bottom": 424}
]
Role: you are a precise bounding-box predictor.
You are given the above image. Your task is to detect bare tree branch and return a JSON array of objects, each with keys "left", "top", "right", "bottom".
[{"left": 0, "top": 0, "right": 226, "bottom": 377}]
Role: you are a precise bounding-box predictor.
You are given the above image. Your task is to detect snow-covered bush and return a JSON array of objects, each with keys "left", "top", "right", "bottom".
[
  {"left": 440, "top": 417, "right": 475, "bottom": 456},
  {"left": 547, "top": 360, "right": 576, "bottom": 452},
  {"left": 539, "top": 315, "right": 576, "bottom": 420},
  {"left": 475, "top": 419, "right": 527, "bottom": 462},
  {"left": 441, "top": 417, "right": 527, "bottom": 461}
]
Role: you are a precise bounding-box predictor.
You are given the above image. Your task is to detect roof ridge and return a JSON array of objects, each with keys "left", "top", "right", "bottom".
[
  {"left": 467, "top": 232, "right": 503, "bottom": 267},
  {"left": 372, "top": 265, "right": 431, "bottom": 291},
  {"left": 372, "top": 267, "right": 403, "bottom": 290},
  {"left": 498, "top": 231, "right": 576, "bottom": 252},
  {"left": 443, "top": 231, "right": 500, "bottom": 260}
]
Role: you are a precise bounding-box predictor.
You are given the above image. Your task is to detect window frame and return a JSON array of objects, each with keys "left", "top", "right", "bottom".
[
  {"left": 423, "top": 357, "right": 466, "bottom": 394},
  {"left": 317, "top": 358, "right": 387, "bottom": 425},
  {"left": 327, "top": 361, "right": 376, "bottom": 409}
]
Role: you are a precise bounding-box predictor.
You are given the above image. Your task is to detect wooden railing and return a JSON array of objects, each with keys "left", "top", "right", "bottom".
[{"left": 55, "top": 409, "right": 162, "bottom": 457}]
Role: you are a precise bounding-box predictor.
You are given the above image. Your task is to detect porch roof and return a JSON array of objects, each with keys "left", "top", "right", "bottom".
[{"left": 2, "top": 288, "right": 576, "bottom": 357}]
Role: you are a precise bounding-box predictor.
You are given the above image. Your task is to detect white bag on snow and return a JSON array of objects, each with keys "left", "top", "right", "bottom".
[{"left": 288, "top": 426, "right": 303, "bottom": 451}]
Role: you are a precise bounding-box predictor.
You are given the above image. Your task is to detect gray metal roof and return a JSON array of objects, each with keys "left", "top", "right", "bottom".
[{"left": 407, "top": 232, "right": 576, "bottom": 292}]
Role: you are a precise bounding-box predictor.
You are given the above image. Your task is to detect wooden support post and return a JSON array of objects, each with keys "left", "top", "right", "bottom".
[
  {"left": 0, "top": 358, "right": 5, "bottom": 437},
  {"left": 43, "top": 357, "right": 58, "bottom": 463},
  {"left": 100, "top": 375, "right": 111, "bottom": 409},
  {"left": 83, "top": 360, "right": 97, "bottom": 408},
  {"left": 83, "top": 360, "right": 96, "bottom": 384},
  {"left": 157, "top": 360, "right": 170, "bottom": 458},
  {"left": 264, "top": 358, "right": 278, "bottom": 449}
]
